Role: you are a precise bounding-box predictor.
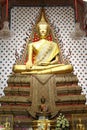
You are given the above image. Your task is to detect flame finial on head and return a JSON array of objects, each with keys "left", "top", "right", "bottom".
[
  {"left": 40, "top": 12, "right": 46, "bottom": 23},
  {"left": 37, "top": 9, "right": 48, "bottom": 25}
]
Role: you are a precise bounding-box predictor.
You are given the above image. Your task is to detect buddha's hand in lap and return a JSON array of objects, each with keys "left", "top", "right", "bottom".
[{"left": 26, "top": 62, "right": 33, "bottom": 70}]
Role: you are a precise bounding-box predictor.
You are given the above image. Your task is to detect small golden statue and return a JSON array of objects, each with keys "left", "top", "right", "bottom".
[
  {"left": 40, "top": 96, "right": 48, "bottom": 112},
  {"left": 3, "top": 118, "right": 11, "bottom": 130},
  {"left": 13, "top": 9, "right": 73, "bottom": 74},
  {"left": 76, "top": 118, "right": 85, "bottom": 130}
]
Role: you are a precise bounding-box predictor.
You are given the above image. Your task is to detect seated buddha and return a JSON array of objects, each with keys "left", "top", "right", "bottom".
[
  {"left": 76, "top": 118, "right": 85, "bottom": 130},
  {"left": 4, "top": 118, "right": 11, "bottom": 130},
  {"left": 13, "top": 11, "right": 73, "bottom": 74}
]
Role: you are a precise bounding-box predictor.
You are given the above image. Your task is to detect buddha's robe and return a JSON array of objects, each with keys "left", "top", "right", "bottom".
[{"left": 13, "top": 39, "right": 73, "bottom": 74}]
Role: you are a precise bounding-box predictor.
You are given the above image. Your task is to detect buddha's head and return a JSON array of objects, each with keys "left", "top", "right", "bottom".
[{"left": 36, "top": 12, "right": 50, "bottom": 39}]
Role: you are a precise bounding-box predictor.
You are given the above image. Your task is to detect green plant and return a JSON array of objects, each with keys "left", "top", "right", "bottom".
[{"left": 55, "top": 113, "right": 69, "bottom": 130}]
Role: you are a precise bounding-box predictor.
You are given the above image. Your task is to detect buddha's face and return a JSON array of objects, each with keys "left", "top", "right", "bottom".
[{"left": 38, "top": 23, "right": 48, "bottom": 38}]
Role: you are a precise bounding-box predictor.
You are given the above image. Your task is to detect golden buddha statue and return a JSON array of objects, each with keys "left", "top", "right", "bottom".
[
  {"left": 4, "top": 118, "right": 11, "bottom": 130},
  {"left": 13, "top": 10, "right": 73, "bottom": 74},
  {"left": 76, "top": 118, "right": 85, "bottom": 130}
]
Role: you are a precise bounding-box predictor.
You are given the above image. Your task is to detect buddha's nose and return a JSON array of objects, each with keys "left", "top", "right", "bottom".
[{"left": 42, "top": 31, "right": 45, "bottom": 33}]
